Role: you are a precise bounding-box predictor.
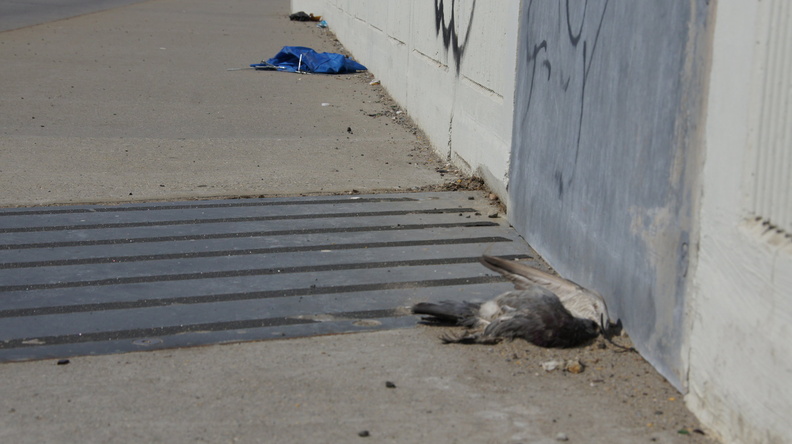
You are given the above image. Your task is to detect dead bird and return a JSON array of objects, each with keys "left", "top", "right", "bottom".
[
  {"left": 412, "top": 286, "right": 600, "bottom": 347},
  {"left": 478, "top": 255, "right": 612, "bottom": 332}
]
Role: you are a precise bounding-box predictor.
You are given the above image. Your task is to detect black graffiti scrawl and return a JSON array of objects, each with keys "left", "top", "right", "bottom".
[
  {"left": 519, "top": 0, "right": 610, "bottom": 197},
  {"left": 434, "top": 0, "right": 476, "bottom": 74}
]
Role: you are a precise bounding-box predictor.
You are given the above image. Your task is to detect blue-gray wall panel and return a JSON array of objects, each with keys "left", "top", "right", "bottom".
[{"left": 509, "top": 0, "right": 710, "bottom": 389}]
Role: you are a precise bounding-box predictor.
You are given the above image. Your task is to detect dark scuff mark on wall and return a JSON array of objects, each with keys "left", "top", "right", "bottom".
[
  {"left": 572, "top": 1, "right": 609, "bottom": 184},
  {"left": 518, "top": 1, "right": 546, "bottom": 139},
  {"left": 519, "top": 0, "right": 610, "bottom": 196}
]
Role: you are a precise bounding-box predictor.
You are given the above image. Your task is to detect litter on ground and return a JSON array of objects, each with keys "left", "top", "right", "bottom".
[{"left": 249, "top": 46, "right": 367, "bottom": 74}]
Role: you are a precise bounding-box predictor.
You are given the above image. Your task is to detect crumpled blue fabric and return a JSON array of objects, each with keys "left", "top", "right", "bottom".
[{"left": 253, "top": 46, "right": 367, "bottom": 74}]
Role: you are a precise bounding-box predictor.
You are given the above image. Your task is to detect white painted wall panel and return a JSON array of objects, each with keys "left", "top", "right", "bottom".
[
  {"left": 405, "top": 49, "right": 455, "bottom": 158},
  {"left": 688, "top": 1, "right": 792, "bottom": 442},
  {"left": 746, "top": 0, "right": 792, "bottom": 233},
  {"left": 385, "top": 2, "right": 410, "bottom": 45},
  {"left": 409, "top": 2, "right": 449, "bottom": 68},
  {"left": 456, "top": 4, "right": 504, "bottom": 95}
]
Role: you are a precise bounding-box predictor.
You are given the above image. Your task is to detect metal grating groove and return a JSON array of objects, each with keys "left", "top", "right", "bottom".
[{"left": 0, "top": 191, "right": 540, "bottom": 362}]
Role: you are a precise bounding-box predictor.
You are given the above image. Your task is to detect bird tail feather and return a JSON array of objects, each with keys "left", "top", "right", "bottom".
[{"left": 411, "top": 300, "right": 480, "bottom": 325}]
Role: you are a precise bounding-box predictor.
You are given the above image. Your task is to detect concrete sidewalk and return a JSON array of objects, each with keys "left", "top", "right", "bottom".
[
  {"left": 0, "top": 1, "right": 713, "bottom": 443},
  {"left": 0, "top": 0, "right": 447, "bottom": 207}
]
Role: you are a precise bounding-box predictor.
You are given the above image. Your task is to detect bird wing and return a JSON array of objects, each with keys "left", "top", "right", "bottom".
[
  {"left": 480, "top": 255, "right": 610, "bottom": 328},
  {"left": 483, "top": 292, "right": 569, "bottom": 345},
  {"left": 483, "top": 314, "right": 541, "bottom": 342},
  {"left": 480, "top": 255, "right": 586, "bottom": 298},
  {"left": 493, "top": 287, "right": 555, "bottom": 310}
]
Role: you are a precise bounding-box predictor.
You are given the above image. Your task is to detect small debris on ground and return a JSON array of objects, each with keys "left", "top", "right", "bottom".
[
  {"left": 541, "top": 359, "right": 585, "bottom": 374},
  {"left": 565, "top": 358, "right": 584, "bottom": 374},
  {"left": 289, "top": 11, "right": 322, "bottom": 22},
  {"left": 422, "top": 176, "right": 486, "bottom": 192},
  {"left": 542, "top": 360, "right": 563, "bottom": 372}
]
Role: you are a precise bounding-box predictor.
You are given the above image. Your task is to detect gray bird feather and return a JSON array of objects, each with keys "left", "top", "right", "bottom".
[
  {"left": 479, "top": 255, "right": 612, "bottom": 331},
  {"left": 412, "top": 287, "right": 600, "bottom": 347}
]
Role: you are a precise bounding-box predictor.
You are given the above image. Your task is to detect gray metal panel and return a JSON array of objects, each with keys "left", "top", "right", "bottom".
[
  {"left": 508, "top": 1, "right": 711, "bottom": 390},
  {"left": 0, "top": 192, "right": 540, "bottom": 362}
]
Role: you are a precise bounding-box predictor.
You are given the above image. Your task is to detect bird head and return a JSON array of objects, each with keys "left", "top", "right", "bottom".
[
  {"left": 579, "top": 318, "right": 601, "bottom": 341},
  {"left": 590, "top": 291, "right": 612, "bottom": 333}
]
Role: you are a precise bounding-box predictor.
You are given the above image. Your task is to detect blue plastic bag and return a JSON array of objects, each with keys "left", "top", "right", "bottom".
[{"left": 252, "top": 46, "right": 366, "bottom": 74}]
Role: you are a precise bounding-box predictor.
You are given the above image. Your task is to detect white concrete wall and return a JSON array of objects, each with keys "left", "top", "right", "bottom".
[
  {"left": 291, "top": 0, "right": 520, "bottom": 197},
  {"left": 687, "top": 1, "right": 792, "bottom": 442}
]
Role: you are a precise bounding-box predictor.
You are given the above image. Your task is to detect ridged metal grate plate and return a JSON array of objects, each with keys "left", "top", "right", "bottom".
[{"left": 0, "top": 191, "right": 543, "bottom": 362}]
